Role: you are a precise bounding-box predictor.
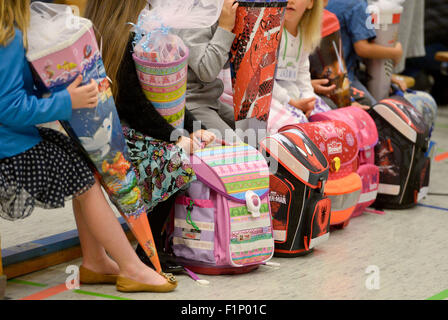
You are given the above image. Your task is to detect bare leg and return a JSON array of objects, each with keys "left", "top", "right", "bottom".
[
  {"left": 74, "top": 179, "right": 167, "bottom": 285},
  {"left": 72, "top": 198, "right": 119, "bottom": 275}
]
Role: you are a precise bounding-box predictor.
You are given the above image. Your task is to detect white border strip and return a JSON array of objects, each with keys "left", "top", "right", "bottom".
[
  {"left": 309, "top": 233, "right": 330, "bottom": 249},
  {"left": 378, "top": 183, "right": 400, "bottom": 195},
  {"left": 174, "top": 219, "right": 215, "bottom": 232},
  {"left": 374, "top": 105, "right": 417, "bottom": 143},
  {"left": 173, "top": 237, "right": 213, "bottom": 251},
  {"left": 359, "top": 190, "right": 379, "bottom": 203}
]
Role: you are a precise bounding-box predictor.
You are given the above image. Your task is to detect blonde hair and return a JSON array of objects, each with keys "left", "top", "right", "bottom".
[
  {"left": 0, "top": 0, "right": 30, "bottom": 48},
  {"left": 85, "top": 0, "right": 147, "bottom": 98},
  {"left": 299, "top": 0, "right": 323, "bottom": 52}
]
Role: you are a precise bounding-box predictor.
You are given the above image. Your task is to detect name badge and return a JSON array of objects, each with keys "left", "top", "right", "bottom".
[{"left": 275, "top": 57, "right": 298, "bottom": 82}]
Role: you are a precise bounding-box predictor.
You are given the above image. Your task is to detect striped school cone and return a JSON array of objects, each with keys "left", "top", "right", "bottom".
[{"left": 133, "top": 43, "right": 189, "bottom": 130}]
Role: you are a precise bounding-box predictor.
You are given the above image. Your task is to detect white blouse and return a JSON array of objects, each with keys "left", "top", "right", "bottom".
[{"left": 272, "top": 27, "right": 316, "bottom": 105}]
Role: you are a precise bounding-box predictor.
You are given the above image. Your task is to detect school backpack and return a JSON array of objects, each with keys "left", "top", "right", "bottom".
[
  {"left": 259, "top": 128, "right": 331, "bottom": 257},
  {"left": 281, "top": 121, "right": 362, "bottom": 229},
  {"left": 368, "top": 95, "right": 431, "bottom": 209},
  {"left": 309, "top": 106, "right": 379, "bottom": 217},
  {"left": 402, "top": 90, "right": 438, "bottom": 134},
  {"left": 169, "top": 141, "right": 275, "bottom": 275}
]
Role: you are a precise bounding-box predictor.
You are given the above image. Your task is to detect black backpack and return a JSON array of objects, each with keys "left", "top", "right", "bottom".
[
  {"left": 369, "top": 96, "right": 431, "bottom": 209},
  {"left": 259, "top": 128, "right": 330, "bottom": 257}
]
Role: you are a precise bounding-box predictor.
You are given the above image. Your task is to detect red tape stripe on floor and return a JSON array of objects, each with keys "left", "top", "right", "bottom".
[
  {"left": 435, "top": 152, "right": 448, "bottom": 162},
  {"left": 20, "top": 283, "right": 68, "bottom": 300}
]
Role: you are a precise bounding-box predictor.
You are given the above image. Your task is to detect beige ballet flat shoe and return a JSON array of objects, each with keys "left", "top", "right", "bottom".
[{"left": 116, "top": 272, "right": 178, "bottom": 293}]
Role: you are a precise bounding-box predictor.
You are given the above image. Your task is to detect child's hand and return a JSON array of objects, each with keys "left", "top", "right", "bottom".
[
  {"left": 219, "top": 0, "right": 239, "bottom": 32},
  {"left": 392, "top": 42, "right": 403, "bottom": 66},
  {"left": 289, "top": 97, "right": 316, "bottom": 117},
  {"left": 191, "top": 130, "right": 216, "bottom": 147},
  {"left": 391, "top": 74, "right": 408, "bottom": 92},
  {"left": 177, "top": 136, "right": 201, "bottom": 155},
  {"left": 351, "top": 102, "right": 370, "bottom": 111},
  {"left": 67, "top": 76, "right": 98, "bottom": 109},
  {"left": 311, "top": 79, "right": 336, "bottom": 97}
]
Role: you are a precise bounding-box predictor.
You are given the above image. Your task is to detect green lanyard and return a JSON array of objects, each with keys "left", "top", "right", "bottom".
[{"left": 282, "top": 27, "right": 303, "bottom": 63}]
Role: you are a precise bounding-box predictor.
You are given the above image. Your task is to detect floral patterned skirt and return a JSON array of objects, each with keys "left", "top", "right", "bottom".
[{"left": 122, "top": 127, "right": 196, "bottom": 212}]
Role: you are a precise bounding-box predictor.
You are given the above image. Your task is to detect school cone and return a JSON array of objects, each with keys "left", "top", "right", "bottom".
[
  {"left": 229, "top": 0, "right": 287, "bottom": 146},
  {"left": 121, "top": 211, "right": 162, "bottom": 273}
]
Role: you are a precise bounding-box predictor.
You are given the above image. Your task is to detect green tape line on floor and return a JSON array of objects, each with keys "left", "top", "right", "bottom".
[
  {"left": 9, "top": 278, "right": 133, "bottom": 300},
  {"left": 73, "top": 289, "right": 133, "bottom": 300},
  {"left": 8, "top": 279, "right": 48, "bottom": 288},
  {"left": 435, "top": 122, "right": 448, "bottom": 129},
  {"left": 427, "top": 289, "right": 448, "bottom": 300}
]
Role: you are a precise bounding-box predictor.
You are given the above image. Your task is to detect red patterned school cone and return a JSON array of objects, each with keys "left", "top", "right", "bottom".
[{"left": 230, "top": 0, "right": 287, "bottom": 144}]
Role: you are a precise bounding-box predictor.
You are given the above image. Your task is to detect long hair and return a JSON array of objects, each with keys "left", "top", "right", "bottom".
[
  {"left": 0, "top": 0, "right": 30, "bottom": 48},
  {"left": 84, "top": 0, "right": 147, "bottom": 98},
  {"left": 299, "top": 0, "right": 324, "bottom": 52}
]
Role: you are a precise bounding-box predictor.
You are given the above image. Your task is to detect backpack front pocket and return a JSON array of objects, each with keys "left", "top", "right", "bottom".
[
  {"left": 172, "top": 196, "right": 216, "bottom": 264},
  {"left": 304, "top": 196, "right": 331, "bottom": 250}
]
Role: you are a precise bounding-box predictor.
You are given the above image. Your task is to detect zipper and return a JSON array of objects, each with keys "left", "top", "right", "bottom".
[
  {"left": 399, "top": 144, "right": 415, "bottom": 205},
  {"left": 289, "top": 186, "right": 307, "bottom": 251}
]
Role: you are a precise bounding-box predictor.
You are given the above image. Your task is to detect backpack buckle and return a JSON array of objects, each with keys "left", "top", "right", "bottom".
[{"left": 246, "top": 190, "right": 261, "bottom": 218}]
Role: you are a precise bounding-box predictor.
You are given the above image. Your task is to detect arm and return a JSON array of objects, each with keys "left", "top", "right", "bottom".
[
  {"left": 0, "top": 88, "right": 72, "bottom": 127},
  {"left": 295, "top": 51, "right": 316, "bottom": 99},
  {"left": 0, "top": 38, "right": 72, "bottom": 127},
  {"left": 183, "top": 108, "right": 207, "bottom": 134},
  {"left": 354, "top": 40, "right": 403, "bottom": 64},
  {"left": 177, "top": 26, "right": 235, "bottom": 83},
  {"left": 115, "top": 38, "right": 182, "bottom": 142}
]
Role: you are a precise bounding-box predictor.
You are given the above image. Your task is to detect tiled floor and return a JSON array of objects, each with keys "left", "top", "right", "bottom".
[{"left": 1, "top": 109, "right": 448, "bottom": 300}]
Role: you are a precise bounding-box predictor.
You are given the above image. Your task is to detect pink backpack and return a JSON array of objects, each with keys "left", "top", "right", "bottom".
[
  {"left": 309, "top": 106, "right": 379, "bottom": 217},
  {"left": 281, "top": 120, "right": 362, "bottom": 229},
  {"left": 169, "top": 141, "right": 275, "bottom": 275}
]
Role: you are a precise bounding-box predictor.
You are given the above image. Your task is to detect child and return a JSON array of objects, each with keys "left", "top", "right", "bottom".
[
  {"left": 85, "top": 0, "right": 216, "bottom": 271},
  {"left": 326, "top": 0, "right": 404, "bottom": 105},
  {"left": 267, "top": 0, "right": 332, "bottom": 134},
  {"left": 171, "top": 0, "right": 240, "bottom": 144},
  {"left": 0, "top": 0, "right": 176, "bottom": 292},
  {"left": 309, "top": 1, "right": 372, "bottom": 108}
]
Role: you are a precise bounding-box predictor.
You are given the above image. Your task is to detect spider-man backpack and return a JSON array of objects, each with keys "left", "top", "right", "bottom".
[{"left": 259, "top": 128, "right": 331, "bottom": 257}]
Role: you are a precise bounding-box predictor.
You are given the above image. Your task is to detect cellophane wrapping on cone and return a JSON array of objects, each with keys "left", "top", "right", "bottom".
[
  {"left": 230, "top": 0, "right": 287, "bottom": 139},
  {"left": 27, "top": 2, "right": 161, "bottom": 272},
  {"left": 132, "top": 29, "right": 189, "bottom": 130},
  {"left": 130, "top": 1, "right": 226, "bottom": 132}
]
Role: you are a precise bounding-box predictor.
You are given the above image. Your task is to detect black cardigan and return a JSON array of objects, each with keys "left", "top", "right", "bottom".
[{"left": 115, "top": 38, "right": 202, "bottom": 142}]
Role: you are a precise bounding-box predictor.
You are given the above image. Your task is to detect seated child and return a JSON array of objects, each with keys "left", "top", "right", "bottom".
[
  {"left": 326, "top": 0, "right": 404, "bottom": 105},
  {"left": 327, "top": 0, "right": 437, "bottom": 125},
  {"left": 1, "top": 0, "right": 176, "bottom": 292},
  {"left": 85, "top": 0, "right": 216, "bottom": 272},
  {"left": 309, "top": 4, "right": 372, "bottom": 108},
  {"left": 267, "top": 0, "right": 332, "bottom": 134}
]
